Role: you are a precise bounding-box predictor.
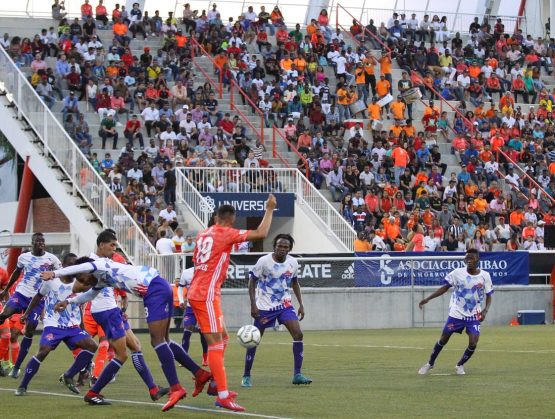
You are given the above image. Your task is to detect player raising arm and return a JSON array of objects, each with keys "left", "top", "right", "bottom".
[
  {"left": 0, "top": 233, "right": 62, "bottom": 378},
  {"left": 418, "top": 249, "right": 493, "bottom": 375},
  {"left": 242, "top": 234, "right": 312, "bottom": 388},
  {"left": 14, "top": 253, "right": 98, "bottom": 396},
  {"left": 187, "top": 193, "right": 277, "bottom": 412}
]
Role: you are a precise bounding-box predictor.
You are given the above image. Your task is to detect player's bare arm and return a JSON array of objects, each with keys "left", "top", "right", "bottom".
[
  {"left": 481, "top": 294, "right": 493, "bottom": 322},
  {"left": 246, "top": 194, "right": 277, "bottom": 241},
  {"left": 0, "top": 267, "right": 23, "bottom": 300},
  {"left": 20, "top": 292, "right": 45, "bottom": 323},
  {"left": 248, "top": 277, "right": 259, "bottom": 319},
  {"left": 40, "top": 271, "right": 56, "bottom": 281},
  {"left": 291, "top": 279, "right": 305, "bottom": 321},
  {"left": 419, "top": 284, "right": 450, "bottom": 309}
]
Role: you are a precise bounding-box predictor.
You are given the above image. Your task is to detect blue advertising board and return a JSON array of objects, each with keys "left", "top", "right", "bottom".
[
  {"left": 354, "top": 252, "right": 530, "bottom": 287},
  {"left": 201, "top": 193, "right": 295, "bottom": 217}
]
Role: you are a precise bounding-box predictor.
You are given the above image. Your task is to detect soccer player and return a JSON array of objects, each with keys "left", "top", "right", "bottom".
[
  {"left": 14, "top": 253, "right": 98, "bottom": 396},
  {"left": 418, "top": 249, "right": 493, "bottom": 375},
  {"left": 187, "top": 194, "right": 277, "bottom": 412},
  {"left": 80, "top": 230, "right": 170, "bottom": 401},
  {"left": 44, "top": 252, "right": 209, "bottom": 411},
  {"left": 242, "top": 234, "right": 312, "bottom": 388},
  {"left": 0, "top": 233, "right": 62, "bottom": 378},
  {"left": 178, "top": 267, "right": 208, "bottom": 367}
]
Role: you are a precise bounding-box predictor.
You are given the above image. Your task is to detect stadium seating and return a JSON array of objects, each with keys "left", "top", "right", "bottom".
[{"left": 2, "top": 1, "right": 553, "bottom": 253}]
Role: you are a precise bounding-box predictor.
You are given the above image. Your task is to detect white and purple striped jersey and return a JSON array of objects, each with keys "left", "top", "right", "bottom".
[
  {"left": 444, "top": 268, "right": 494, "bottom": 321},
  {"left": 178, "top": 267, "right": 194, "bottom": 307},
  {"left": 88, "top": 253, "right": 118, "bottom": 313},
  {"left": 249, "top": 254, "right": 298, "bottom": 311},
  {"left": 39, "top": 278, "right": 81, "bottom": 328},
  {"left": 15, "top": 251, "right": 62, "bottom": 298},
  {"left": 54, "top": 258, "right": 159, "bottom": 298}
]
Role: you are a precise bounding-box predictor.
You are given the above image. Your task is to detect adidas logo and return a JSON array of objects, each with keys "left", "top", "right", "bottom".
[{"left": 342, "top": 264, "right": 354, "bottom": 280}]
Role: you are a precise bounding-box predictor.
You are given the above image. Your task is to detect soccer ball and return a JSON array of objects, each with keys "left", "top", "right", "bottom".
[{"left": 236, "top": 325, "right": 261, "bottom": 349}]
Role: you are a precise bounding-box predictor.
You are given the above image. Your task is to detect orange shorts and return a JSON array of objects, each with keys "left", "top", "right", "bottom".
[
  {"left": 83, "top": 312, "right": 106, "bottom": 339},
  {"left": 188, "top": 299, "right": 224, "bottom": 334},
  {"left": 8, "top": 313, "right": 24, "bottom": 333}
]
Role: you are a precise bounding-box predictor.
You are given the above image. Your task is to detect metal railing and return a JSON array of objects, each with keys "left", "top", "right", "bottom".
[
  {"left": 496, "top": 149, "right": 555, "bottom": 207},
  {"left": 333, "top": 4, "right": 526, "bottom": 35},
  {"left": 230, "top": 79, "right": 265, "bottom": 144},
  {"left": 336, "top": 3, "right": 391, "bottom": 53},
  {"left": 189, "top": 36, "right": 265, "bottom": 143},
  {"left": 177, "top": 167, "right": 356, "bottom": 251},
  {"left": 175, "top": 167, "right": 213, "bottom": 228},
  {"left": 0, "top": 44, "right": 156, "bottom": 266},
  {"left": 150, "top": 253, "right": 189, "bottom": 282},
  {"left": 272, "top": 126, "right": 308, "bottom": 176},
  {"left": 189, "top": 37, "right": 223, "bottom": 99}
]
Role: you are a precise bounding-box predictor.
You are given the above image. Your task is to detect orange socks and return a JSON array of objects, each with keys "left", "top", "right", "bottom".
[
  {"left": 10, "top": 341, "right": 19, "bottom": 364},
  {"left": 207, "top": 342, "right": 227, "bottom": 394},
  {"left": 0, "top": 330, "right": 9, "bottom": 362},
  {"left": 93, "top": 340, "right": 110, "bottom": 378}
]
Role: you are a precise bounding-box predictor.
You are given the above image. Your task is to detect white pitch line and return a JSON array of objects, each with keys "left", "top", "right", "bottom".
[
  {"left": 0, "top": 388, "right": 295, "bottom": 419},
  {"left": 268, "top": 342, "right": 555, "bottom": 354}
]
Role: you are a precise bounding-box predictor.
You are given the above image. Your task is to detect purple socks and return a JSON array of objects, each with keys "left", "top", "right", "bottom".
[
  {"left": 457, "top": 346, "right": 476, "bottom": 366},
  {"left": 91, "top": 359, "right": 122, "bottom": 394},
  {"left": 154, "top": 342, "right": 179, "bottom": 386},
  {"left": 19, "top": 356, "right": 41, "bottom": 389},
  {"left": 428, "top": 340, "right": 444, "bottom": 366},
  {"left": 65, "top": 350, "right": 94, "bottom": 378},
  {"left": 293, "top": 341, "right": 303, "bottom": 375},
  {"left": 14, "top": 335, "right": 33, "bottom": 369},
  {"left": 131, "top": 351, "right": 156, "bottom": 390},
  {"left": 243, "top": 346, "right": 257, "bottom": 377}
]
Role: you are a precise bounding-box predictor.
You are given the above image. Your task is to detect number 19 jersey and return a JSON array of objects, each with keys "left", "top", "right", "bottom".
[{"left": 188, "top": 225, "right": 249, "bottom": 302}]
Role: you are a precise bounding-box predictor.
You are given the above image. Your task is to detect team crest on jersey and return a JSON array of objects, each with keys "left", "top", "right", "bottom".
[
  {"left": 475, "top": 283, "right": 483, "bottom": 289},
  {"left": 45, "top": 333, "right": 55, "bottom": 341}
]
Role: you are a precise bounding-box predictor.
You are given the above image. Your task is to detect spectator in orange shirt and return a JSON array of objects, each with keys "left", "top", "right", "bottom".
[
  {"left": 95, "top": 0, "right": 109, "bottom": 28},
  {"left": 490, "top": 131, "right": 505, "bottom": 151},
  {"left": 376, "top": 75, "right": 391, "bottom": 115},
  {"left": 81, "top": 0, "right": 93, "bottom": 19},
  {"left": 486, "top": 74, "right": 502, "bottom": 100},
  {"left": 113, "top": 18, "right": 130, "bottom": 44},
  {"left": 522, "top": 221, "right": 536, "bottom": 240},
  {"left": 509, "top": 207, "right": 525, "bottom": 230},
  {"left": 354, "top": 231, "right": 373, "bottom": 251},
  {"left": 367, "top": 97, "right": 382, "bottom": 132},
  {"left": 214, "top": 51, "right": 229, "bottom": 71},
  {"left": 391, "top": 143, "right": 409, "bottom": 185},
  {"left": 390, "top": 96, "right": 406, "bottom": 120}
]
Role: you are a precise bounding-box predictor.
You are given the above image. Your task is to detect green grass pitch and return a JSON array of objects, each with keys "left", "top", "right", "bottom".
[{"left": 0, "top": 326, "right": 554, "bottom": 418}]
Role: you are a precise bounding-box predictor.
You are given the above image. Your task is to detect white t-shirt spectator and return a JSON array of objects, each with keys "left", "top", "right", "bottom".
[
  {"left": 159, "top": 208, "right": 177, "bottom": 222},
  {"left": 156, "top": 237, "right": 175, "bottom": 254},
  {"left": 160, "top": 130, "right": 177, "bottom": 145},
  {"left": 335, "top": 56, "right": 347, "bottom": 74},
  {"left": 127, "top": 168, "right": 143, "bottom": 181}
]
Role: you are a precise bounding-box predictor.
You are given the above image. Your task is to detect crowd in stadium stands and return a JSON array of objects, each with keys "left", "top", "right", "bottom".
[{"left": 1, "top": 1, "right": 554, "bottom": 252}]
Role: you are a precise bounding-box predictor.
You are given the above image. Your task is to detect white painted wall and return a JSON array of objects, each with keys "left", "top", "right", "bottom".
[
  {"left": 218, "top": 285, "right": 553, "bottom": 330},
  {"left": 291, "top": 202, "right": 349, "bottom": 252}
]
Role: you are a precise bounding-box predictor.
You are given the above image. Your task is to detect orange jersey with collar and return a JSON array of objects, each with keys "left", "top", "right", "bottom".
[{"left": 188, "top": 225, "right": 250, "bottom": 302}]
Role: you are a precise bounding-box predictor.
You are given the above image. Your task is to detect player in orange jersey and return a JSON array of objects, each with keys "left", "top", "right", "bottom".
[{"left": 188, "top": 194, "right": 277, "bottom": 412}]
